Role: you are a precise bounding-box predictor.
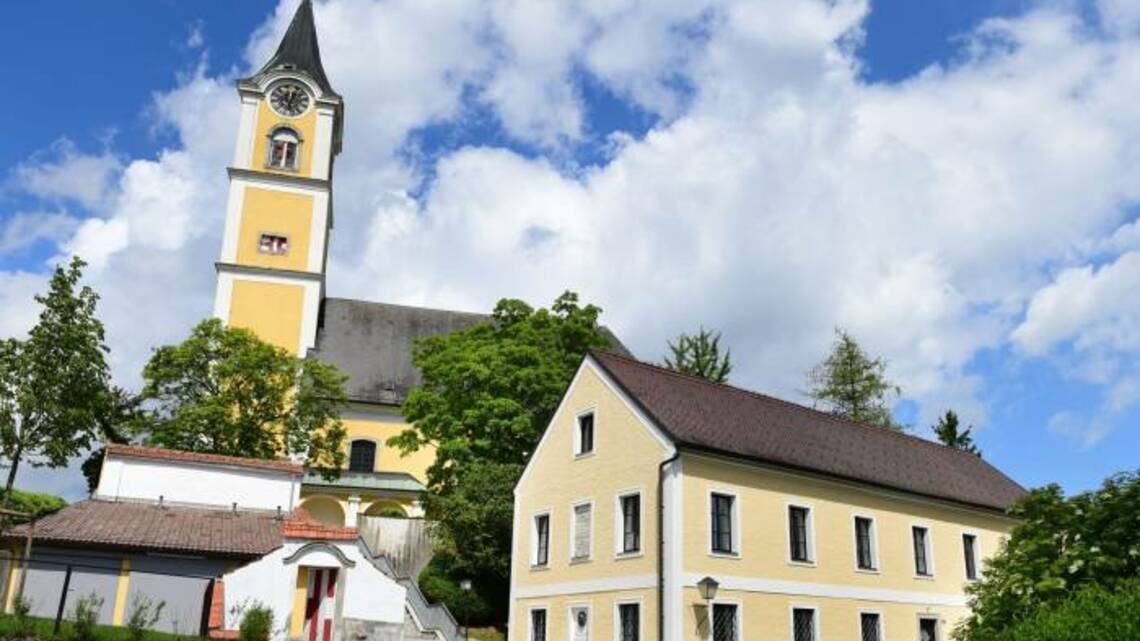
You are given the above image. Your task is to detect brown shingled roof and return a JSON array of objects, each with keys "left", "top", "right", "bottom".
[
  {"left": 106, "top": 444, "right": 303, "bottom": 475},
  {"left": 590, "top": 350, "right": 1026, "bottom": 512},
  {"left": 6, "top": 500, "right": 284, "bottom": 558}
]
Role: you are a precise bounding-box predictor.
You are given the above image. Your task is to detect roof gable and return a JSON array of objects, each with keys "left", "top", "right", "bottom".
[{"left": 590, "top": 350, "right": 1026, "bottom": 511}]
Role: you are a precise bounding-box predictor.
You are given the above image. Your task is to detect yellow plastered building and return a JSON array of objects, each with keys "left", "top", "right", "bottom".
[
  {"left": 210, "top": 0, "right": 491, "bottom": 525},
  {"left": 510, "top": 351, "right": 1024, "bottom": 641}
]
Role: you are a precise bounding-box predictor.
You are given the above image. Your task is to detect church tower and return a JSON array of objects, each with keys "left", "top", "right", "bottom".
[{"left": 213, "top": 0, "right": 343, "bottom": 354}]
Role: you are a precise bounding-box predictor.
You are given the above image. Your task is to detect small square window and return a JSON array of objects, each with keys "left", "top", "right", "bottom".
[
  {"left": 792, "top": 608, "right": 816, "bottom": 641},
  {"left": 712, "top": 604, "right": 738, "bottom": 641},
  {"left": 860, "top": 613, "right": 881, "bottom": 641},
  {"left": 258, "top": 233, "right": 289, "bottom": 255},
  {"left": 576, "top": 413, "right": 595, "bottom": 456}
]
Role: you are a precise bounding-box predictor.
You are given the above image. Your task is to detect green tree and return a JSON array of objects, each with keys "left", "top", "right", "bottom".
[
  {"left": 972, "top": 580, "right": 1140, "bottom": 641},
  {"left": 932, "top": 410, "right": 981, "bottom": 456},
  {"left": 956, "top": 472, "right": 1140, "bottom": 641},
  {"left": 806, "top": 329, "right": 901, "bottom": 430},
  {"left": 82, "top": 386, "right": 143, "bottom": 493},
  {"left": 664, "top": 326, "right": 732, "bottom": 383},
  {"left": 0, "top": 257, "right": 110, "bottom": 510},
  {"left": 390, "top": 291, "right": 613, "bottom": 623},
  {"left": 138, "top": 318, "right": 347, "bottom": 472}
]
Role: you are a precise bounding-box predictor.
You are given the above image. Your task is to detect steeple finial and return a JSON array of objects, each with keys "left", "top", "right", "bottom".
[{"left": 251, "top": 0, "right": 337, "bottom": 96}]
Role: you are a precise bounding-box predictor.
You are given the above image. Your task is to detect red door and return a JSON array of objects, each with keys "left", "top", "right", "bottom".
[{"left": 304, "top": 568, "right": 338, "bottom": 641}]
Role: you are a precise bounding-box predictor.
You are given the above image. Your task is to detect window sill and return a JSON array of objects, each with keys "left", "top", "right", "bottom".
[
  {"left": 573, "top": 452, "right": 596, "bottom": 461},
  {"left": 913, "top": 574, "right": 936, "bottom": 581},
  {"left": 788, "top": 560, "right": 817, "bottom": 569},
  {"left": 614, "top": 551, "right": 643, "bottom": 560},
  {"left": 529, "top": 564, "right": 550, "bottom": 572},
  {"left": 708, "top": 551, "right": 740, "bottom": 560},
  {"left": 570, "top": 556, "right": 593, "bottom": 565},
  {"left": 854, "top": 567, "right": 880, "bottom": 576},
  {"left": 263, "top": 165, "right": 301, "bottom": 173}
]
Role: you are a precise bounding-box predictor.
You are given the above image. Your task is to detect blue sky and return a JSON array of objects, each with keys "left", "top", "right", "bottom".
[{"left": 2, "top": 0, "right": 1138, "bottom": 500}]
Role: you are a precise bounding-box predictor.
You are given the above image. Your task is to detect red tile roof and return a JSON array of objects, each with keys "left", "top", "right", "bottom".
[
  {"left": 107, "top": 444, "right": 303, "bottom": 475},
  {"left": 5, "top": 500, "right": 284, "bottom": 558},
  {"left": 590, "top": 350, "right": 1026, "bottom": 512},
  {"left": 283, "top": 506, "right": 358, "bottom": 541}
]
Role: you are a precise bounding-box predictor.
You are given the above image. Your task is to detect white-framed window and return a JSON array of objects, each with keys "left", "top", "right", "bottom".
[
  {"left": 962, "top": 532, "right": 979, "bottom": 581},
  {"left": 615, "top": 490, "right": 642, "bottom": 556},
  {"left": 853, "top": 514, "right": 878, "bottom": 572},
  {"left": 532, "top": 511, "right": 551, "bottom": 567},
  {"left": 918, "top": 616, "right": 940, "bottom": 641},
  {"left": 912, "top": 524, "right": 935, "bottom": 577},
  {"left": 569, "top": 605, "right": 591, "bottom": 641},
  {"left": 528, "top": 608, "right": 548, "bottom": 641},
  {"left": 266, "top": 127, "right": 302, "bottom": 170},
  {"left": 258, "top": 232, "right": 290, "bottom": 255},
  {"left": 790, "top": 606, "right": 817, "bottom": 641},
  {"left": 574, "top": 411, "right": 596, "bottom": 457},
  {"left": 786, "top": 502, "right": 815, "bottom": 565},
  {"left": 708, "top": 490, "right": 740, "bottom": 556},
  {"left": 707, "top": 602, "right": 740, "bottom": 641},
  {"left": 858, "top": 611, "right": 883, "bottom": 641},
  {"left": 614, "top": 600, "right": 641, "bottom": 641},
  {"left": 570, "top": 500, "right": 594, "bottom": 561}
]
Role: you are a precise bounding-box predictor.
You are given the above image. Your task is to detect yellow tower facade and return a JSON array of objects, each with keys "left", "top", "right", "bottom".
[{"left": 213, "top": 0, "right": 343, "bottom": 355}]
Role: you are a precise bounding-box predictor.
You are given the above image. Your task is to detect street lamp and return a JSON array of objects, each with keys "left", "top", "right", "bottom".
[
  {"left": 459, "top": 579, "right": 472, "bottom": 641},
  {"left": 697, "top": 576, "right": 719, "bottom": 602}
]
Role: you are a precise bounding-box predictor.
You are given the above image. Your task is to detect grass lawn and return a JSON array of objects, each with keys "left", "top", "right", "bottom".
[{"left": 0, "top": 613, "right": 189, "bottom": 641}]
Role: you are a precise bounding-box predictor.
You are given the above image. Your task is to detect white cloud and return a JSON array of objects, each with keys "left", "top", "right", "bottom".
[
  {"left": 6, "top": 0, "right": 1140, "bottom": 497},
  {"left": 7, "top": 139, "right": 121, "bottom": 211},
  {"left": 0, "top": 211, "right": 80, "bottom": 256}
]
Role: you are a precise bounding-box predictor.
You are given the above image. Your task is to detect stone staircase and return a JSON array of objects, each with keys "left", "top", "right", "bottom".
[{"left": 358, "top": 527, "right": 460, "bottom": 641}]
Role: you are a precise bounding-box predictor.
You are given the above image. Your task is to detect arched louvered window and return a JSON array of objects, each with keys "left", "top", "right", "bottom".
[
  {"left": 267, "top": 127, "right": 301, "bottom": 170},
  {"left": 348, "top": 440, "right": 376, "bottom": 472}
]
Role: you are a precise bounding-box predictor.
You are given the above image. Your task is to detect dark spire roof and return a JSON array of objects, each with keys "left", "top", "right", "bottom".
[{"left": 252, "top": 0, "right": 337, "bottom": 96}]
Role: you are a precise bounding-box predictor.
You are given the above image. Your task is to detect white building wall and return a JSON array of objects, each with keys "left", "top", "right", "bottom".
[{"left": 95, "top": 456, "right": 300, "bottom": 512}]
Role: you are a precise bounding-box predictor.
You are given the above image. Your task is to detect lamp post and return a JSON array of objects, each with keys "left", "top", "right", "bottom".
[
  {"left": 697, "top": 576, "right": 719, "bottom": 639},
  {"left": 459, "top": 579, "right": 472, "bottom": 641}
]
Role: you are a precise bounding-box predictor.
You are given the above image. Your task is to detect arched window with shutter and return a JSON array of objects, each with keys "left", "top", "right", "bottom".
[
  {"left": 348, "top": 439, "right": 377, "bottom": 472},
  {"left": 266, "top": 127, "right": 302, "bottom": 170}
]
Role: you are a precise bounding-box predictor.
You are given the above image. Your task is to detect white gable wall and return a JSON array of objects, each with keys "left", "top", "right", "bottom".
[{"left": 95, "top": 455, "right": 301, "bottom": 512}]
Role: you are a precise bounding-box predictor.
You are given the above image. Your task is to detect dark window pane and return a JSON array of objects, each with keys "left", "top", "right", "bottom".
[
  {"left": 531, "top": 610, "right": 546, "bottom": 641},
  {"left": 619, "top": 603, "right": 639, "bottom": 641},
  {"left": 535, "top": 515, "right": 549, "bottom": 566},
  {"left": 963, "top": 534, "right": 978, "bottom": 580},
  {"left": 622, "top": 495, "right": 641, "bottom": 553},
  {"left": 712, "top": 604, "right": 737, "bottom": 641},
  {"left": 793, "top": 608, "right": 814, "bottom": 641},
  {"left": 914, "top": 527, "right": 930, "bottom": 575},
  {"left": 789, "top": 506, "right": 810, "bottom": 562},
  {"left": 856, "top": 517, "right": 875, "bottom": 570},
  {"left": 348, "top": 440, "right": 376, "bottom": 472},
  {"left": 920, "top": 618, "right": 938, "bottom": 641},
  {"left": 578, "top": 414, "right": 594, "bottom": 454},
  {"left": 860, "top": 613, "right": 881, "bottom": 641},
  {"left": 711, "top": 494, "right": 734, "bottom": 554}
]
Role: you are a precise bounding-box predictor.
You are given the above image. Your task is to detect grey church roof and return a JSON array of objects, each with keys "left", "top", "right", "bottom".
[
  {"left": 247, "top": 0, "right": 337, "bottom": 97},
  {"left": 309, "top": 297, "right": 629, "bottom": 406}
]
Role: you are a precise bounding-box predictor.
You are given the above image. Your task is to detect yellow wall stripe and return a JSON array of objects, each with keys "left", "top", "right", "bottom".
[
  {"left": 111, "top": 557, "right": 131, "bottom": 625},
  {"left": 290, "top": 567, "right": 309, "bottom": 638}
]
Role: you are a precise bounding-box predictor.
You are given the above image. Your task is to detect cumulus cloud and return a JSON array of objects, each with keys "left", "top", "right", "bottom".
[
  {"left": 0, "top": 211, "right": 80, "bottom": 256},
  {"left": 5, "top": 0, "right": 1140, "bottom": 496},
  {"left": 7, "top": 139, "right": 122, "bottom": 211}
]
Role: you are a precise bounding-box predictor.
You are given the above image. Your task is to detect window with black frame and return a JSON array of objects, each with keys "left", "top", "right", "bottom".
[
  {"left": 789, "top": 505, "right": 812, "bottom": 562},
  {"left": 913, "top": 526, "right": 931, "bottom": 576},
  {"left": 577, "top": 413, "right": 595, "bottom": 455},
  {"left": 963, "top": 533, "right": 978, "bottom": 581},
  {"left": 712, "top": 604, "right": 737, "bottom": 641},
  {"left": 710, "top": 493, "right": 735, "bottom": 554},
  {"left": 533, "top": 514, "right": 550, "bottom": 566},
  {"left": 618, "top": 603, "right": 639, "bottom": 641},
  {"left": 792, "top": 608, "right": 815, "bottom": 641},
  {"left": 530, "top": 609, "right": 546, "bottom": 641},
  {"left": 620, "top": 494, "right": 641, "bottom": 554},
  {"left": 348, "top": 440, "right": 376, "bottom": 472},
  {"left": 860, "top": 613, "right": 881, "bottom": 641},
  {"left": 855, "top": 516, "right": 876, "bottom": 570}
]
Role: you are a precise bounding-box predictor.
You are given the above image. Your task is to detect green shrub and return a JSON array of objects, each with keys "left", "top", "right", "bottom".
[
  {"left": 11, "top": 595, "right": 36, "bottom": 639},
  {"left": 417, "top": 557, "right": 500, "bottom": 627},
  {"left": 0, "top": 489, "right": 67, "bottom": 517},
  {"left": 238, "top": 604, "right": 274, "bottom": 641},
  {"left": 125, "top": 594, "right": 166, "bottom": 641},
  {"left": 970, "top": 580, "right": 1140, "bottom": 641},
  {"left": 71, "top": 592, "right": 104, "bottom": 641}
]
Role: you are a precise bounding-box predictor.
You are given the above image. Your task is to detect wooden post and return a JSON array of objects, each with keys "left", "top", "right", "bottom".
[{"left": 53, "top": 565, "right": 73, "bottom": 634}]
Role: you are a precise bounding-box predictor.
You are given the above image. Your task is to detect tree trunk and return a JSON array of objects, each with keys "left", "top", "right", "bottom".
[{"left": 2, "top": 441, "right": 24, "bottom": 512}]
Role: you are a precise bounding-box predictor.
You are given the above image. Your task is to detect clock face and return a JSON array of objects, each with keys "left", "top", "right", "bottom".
[{"left": 270, "top": 83, "right": 310, "bottom": 117}]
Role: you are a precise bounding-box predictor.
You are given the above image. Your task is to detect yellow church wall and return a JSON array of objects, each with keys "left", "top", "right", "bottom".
[
  {"left": 680, "top": 453, "right": 1013, "bottom": 597},
  {"left": 252, "top": 99, "right": 318, "bottom": 177},
  {"left": 228, "top": 280, "right": 305, "bottom": 353},
  {"left": 341, "top": 406, "right": 436, "bottom": 480},
  {"left": 680, "top": 586, "right": 965, "bottom": 641},
  {"left": 235, "top": 187, "right": 315, "bottom": 272}
]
